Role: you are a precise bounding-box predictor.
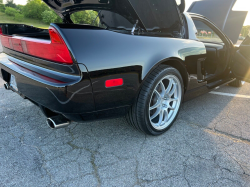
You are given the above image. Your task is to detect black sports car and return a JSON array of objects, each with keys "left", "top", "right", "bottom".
[{"left": 0, "top": 0, "right": 249, "bottom": 135}]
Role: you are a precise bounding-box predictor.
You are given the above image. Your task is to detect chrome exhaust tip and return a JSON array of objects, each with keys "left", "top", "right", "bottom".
[
  {"left": 46, "top": 115, "right": 70, "bottom": 129},
  {"left": 4, "top": 83, "right": 10, "bottom": 90}
]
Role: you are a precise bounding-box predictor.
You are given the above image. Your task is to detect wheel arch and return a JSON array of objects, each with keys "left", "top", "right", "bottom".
[
  {"left": 161, "top": 59, "right": 189, "bottom": 93},
  {"left": 141, "top": 57, "right": 189, "bottom": 93}
]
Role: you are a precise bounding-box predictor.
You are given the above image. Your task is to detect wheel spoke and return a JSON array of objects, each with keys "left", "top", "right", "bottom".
[
  {"left": 169, "top": 106, "right": 175, "bottom": 110},
  {"left": 155, "top": 90, "right": 161, "bottom": 98},
  {"left": 165, "top": 78, "right": 173, "bottom": 95},
  {"left": 159, "top": 81, "right": 166, "bottom": 97},
  {"left": 169, "top": 83, "right": 177, "bottom": 96},
  {"left": 150, "top": 99, "right": 161, "bottom": 110},
  {"left": 168, "top": 98, "right": 178, "bottom": 102},
  {"left": 157, "top": 110, "right": 164, "bottom": 126},
  {"left": 150, "top": 90, "right": 161, "bottom": 110},
  {"left": 150, "top": 107, "right": 161, "bottom": 120},
  {"left": 163, "top": 109, "right": 169, "bottom": 123}
]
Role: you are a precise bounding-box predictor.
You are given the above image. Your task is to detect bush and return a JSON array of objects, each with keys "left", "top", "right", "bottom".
[
  {"left": 16, "top": 5, "right": 24, "bottom": 14},
  {"left": 14, "top": 13, "right": 24, "bottom": 21},
  {"left": 0, "top": 4, "right": 5, "bottom": 12},
  {"left": 22, "top": 0, "right": 49, "bottom": 19},
  {"left": 41, "top": 10, "right": 57, "bottom": 24},
  {"left": 71, "top": 10, "right": 98, "bottom": 25},
  {"left": 5, "top": 7, "right": 17, "bottom": 16}
]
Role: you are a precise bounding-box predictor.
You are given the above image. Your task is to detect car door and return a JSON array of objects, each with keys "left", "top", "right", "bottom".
[
  {"left": 190, "top": 15, "right": 231, "bottom": 83},
  {"left": 231, "top": 36, "right": 250, "bottom": 82},
  {"left": 188, "top": 0, "right": 248, "bottom": 44}
]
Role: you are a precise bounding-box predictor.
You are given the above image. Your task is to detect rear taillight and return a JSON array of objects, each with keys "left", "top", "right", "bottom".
[{"left": 0, "top": 27, "right": 73, "bottom": 65}]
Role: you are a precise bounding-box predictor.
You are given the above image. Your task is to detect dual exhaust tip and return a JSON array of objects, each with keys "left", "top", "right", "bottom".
[{"left": 46, "top": 115, "right": 71, "bottom": 129}]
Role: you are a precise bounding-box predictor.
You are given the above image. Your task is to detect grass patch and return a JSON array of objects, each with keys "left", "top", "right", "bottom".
[{"left": 0, "top": 12, "right": 49, "bottom": 29}]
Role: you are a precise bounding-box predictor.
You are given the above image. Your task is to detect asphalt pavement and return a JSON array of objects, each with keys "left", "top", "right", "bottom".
[{"left": 1, "top": 45, "right": 250, "bottom": 187}]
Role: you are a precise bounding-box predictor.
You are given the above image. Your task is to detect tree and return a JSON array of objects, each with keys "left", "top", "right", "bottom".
[
  {"left": 70, "top": 10, "right": 99, "bottom": 26},
  {"left": 42, "top": 10, "right": 62, "bottom": 24},
  {"left": 16, "top": 5, "right": 24, "bottom": 13},
  {"left": 22, "top": 0, "right": 49, "bottom": 19},
  {"left": 5, "top": 0, "right": 16, "bottom": 8},
  {"left": 0, "top": 4, "right": 5, "bottom": 12},
  {"left": 0, "top": 0, "right": 3, "bottom": 4}
]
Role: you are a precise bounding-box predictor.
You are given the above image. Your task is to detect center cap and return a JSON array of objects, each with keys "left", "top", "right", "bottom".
[{"left": 162, "top": 99, "right": 168, "bottom": 107}]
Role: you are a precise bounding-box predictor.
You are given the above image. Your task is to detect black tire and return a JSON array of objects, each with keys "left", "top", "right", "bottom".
[
  {"left": 126, "top": 65, "right": 184, "bottom": 135},
  {"left": 228, "top": 79, "right": 243, "bottom": 87}
]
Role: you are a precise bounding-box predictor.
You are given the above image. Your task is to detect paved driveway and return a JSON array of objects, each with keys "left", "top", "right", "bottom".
[{"left": 0, "top": 45, "right": 250, "bottom": 186}]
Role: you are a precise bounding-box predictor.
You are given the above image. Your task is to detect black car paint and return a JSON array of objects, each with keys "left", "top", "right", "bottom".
[
  {"left": 0, "top": 14, "right": 238, "bottom": 122},
  {"left": 56, "top": 22, "right": 206, "bottom": 109}
]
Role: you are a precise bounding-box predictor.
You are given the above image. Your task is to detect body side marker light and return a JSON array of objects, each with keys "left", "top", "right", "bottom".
[{"left": 105, "top": 78, "right": 124, "bottom": 88}]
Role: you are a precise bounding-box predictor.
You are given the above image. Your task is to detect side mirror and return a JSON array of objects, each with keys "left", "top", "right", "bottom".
[{"left": 178, "top": 0, "right": 185, "bottom": 13}]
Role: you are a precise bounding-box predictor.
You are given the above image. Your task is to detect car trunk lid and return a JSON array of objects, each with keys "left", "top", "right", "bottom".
[
  {"left": 43, "top": 0, "right": 146, "bottom": 30},
  {"left": 43, "top": 0, "right": 183, "bottom": 33}
]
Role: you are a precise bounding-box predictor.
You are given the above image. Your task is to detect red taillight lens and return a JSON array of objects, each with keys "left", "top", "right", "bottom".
[
  {"left": 0, "top": 35, "right": 11, "bottom": 48},
  {"left": 0, "top": 27, "right": 2, "bottom": 35},
  {"left": 0, "top": 27, "right": 73, "bottom": 65},
  {"left": 105, "top": 78, "right": 124, "bottom": 88},
  {"left": 49, "top": 28, "right": 62, "bottom": 43}
]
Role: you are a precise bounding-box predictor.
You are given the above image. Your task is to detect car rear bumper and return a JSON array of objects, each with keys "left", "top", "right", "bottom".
[{"left": 0, "top": 53, "right": 95, "bottom": 116}]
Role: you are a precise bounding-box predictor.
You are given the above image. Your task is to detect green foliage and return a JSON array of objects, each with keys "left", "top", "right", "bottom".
[
  {"left": 5, "top": 0, "right": 16, "bottom": 8},
  {"left": 16, "top": 5, "right": 24, "bottom": 13},
  {"left": 0, "top": 4, "right": 5, "bottom": 12},
  {"left": 0, "top": 11, "right": 49, "bottom": 29},
  {"left": 23, "top": 0, "right": 49, "bottom": 19},
  {"left": 14, "top": 13, "right": 24, "bottom": 21},
  {"left": 241, "top": 26, "right": 250, "bottom": 37},
  {"left": 0, "top": 0, "right": 3, "bottom": 3},
  {"left": 5, "top": 7, "right": 17, "bottom": 16},
  {"left": 70, "top": 10, "right": 99, "bottom": 26},
  {"left": 41, "top": 10, "right": 62, "bottom": 24}
]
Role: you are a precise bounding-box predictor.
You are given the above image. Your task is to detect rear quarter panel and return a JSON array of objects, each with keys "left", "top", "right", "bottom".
[{"left": 58, "top": 26, "right": 206, "bottom": 110}]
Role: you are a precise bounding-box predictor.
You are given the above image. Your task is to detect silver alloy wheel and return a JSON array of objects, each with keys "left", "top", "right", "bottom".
[{"left": 149, "top": 75, "right": 182, "bottom": 130}]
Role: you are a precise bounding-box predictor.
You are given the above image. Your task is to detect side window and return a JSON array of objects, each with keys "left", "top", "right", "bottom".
[{"left": 193, "top": 19, "right": 223, "bottom": 43}]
